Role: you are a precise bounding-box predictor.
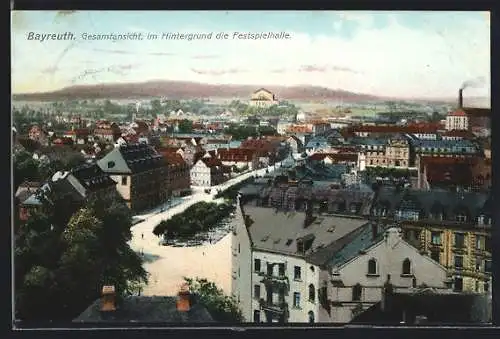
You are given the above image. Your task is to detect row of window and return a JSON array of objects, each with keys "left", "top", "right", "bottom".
[
  {"left": 431, "top": 232, "right": 491, "bottom": 250},
  {"left": 254, "top": 260, "right": 315, "bottom": 280}
]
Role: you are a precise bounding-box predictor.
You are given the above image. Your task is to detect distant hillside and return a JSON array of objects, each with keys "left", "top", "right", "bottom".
[{"left": 12, "top": 81, "right": 384, "bottom": 102}]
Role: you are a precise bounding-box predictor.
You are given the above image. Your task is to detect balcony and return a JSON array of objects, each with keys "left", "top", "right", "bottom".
[
  {"left": 259, "top": 298, "right": 288, "bottom": 314},
  {"left": 259, "top": 272, "right": 290, "bottom": 288}
]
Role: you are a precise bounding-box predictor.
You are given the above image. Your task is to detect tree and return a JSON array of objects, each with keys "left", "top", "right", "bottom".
[
  {"left": 184, "top": 277, "right": 243, "bottom": 322},
  {"left": 14, "top": 194, "right": 147, "bottom": 321},
  {"left": 178, "top": 119, "right": 193, "bottom": 133},
  {"left": 14, "top": 150, "right": 40, "bottom": 188}
]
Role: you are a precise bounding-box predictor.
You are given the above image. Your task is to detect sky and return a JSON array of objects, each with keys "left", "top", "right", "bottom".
[{"left": 11, "top": 11, "right": 490, "bottom": 99}]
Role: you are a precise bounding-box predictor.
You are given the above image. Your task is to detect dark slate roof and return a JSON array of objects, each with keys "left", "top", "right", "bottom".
[
  {"left": 73, "top": 296, "right": 214, "bottom": 323},
  {"left": 373, "top": 187, "right": 491, "bottom": 221},
  {"left": 71, "top": 163, "right": 117, "bottom": 192},
  {"left": 242, "top": 205, "right": 369, "bottom": 258},
  {"left": 327, "top": 223, "right": 385, "bottom": 268},
  {"left": 97, "top": 143, "right": 166, "bottom": 174}
]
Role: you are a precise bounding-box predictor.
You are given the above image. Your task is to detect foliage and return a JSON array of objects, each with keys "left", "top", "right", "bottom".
[
  {"left": 224, "top": 124, "right": 278, "bottom": 140},
  {"left": 214, "top": 177, "right": 255, "bottom": 201},
  {"left": 152, "top": 202, "right": 235, "bottom": 239},
  {"left": 14, "top": 194, "right": 147, "bottom": 321},
  {"left": 178, "top": 119, "right": 193, "bottom": 133},
  {"left": 13, "top": 150, "right": 41, "bottom": 188},
  {"left": 184, "top": 277, "right": 243, "bottom": 322},
  {"left": 365, "top": 166, "right": 417, "bottom": 179}
]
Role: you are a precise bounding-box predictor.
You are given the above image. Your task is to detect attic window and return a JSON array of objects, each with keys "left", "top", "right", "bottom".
[
  {"left": 286, "top": 239, "right": 293, "bottom": 246},
  {"left": 107, "top": 161, "right": 115, "bottom": 169},
  {"left": 327, "top": 227, "right": 335, "bottom": 233}
]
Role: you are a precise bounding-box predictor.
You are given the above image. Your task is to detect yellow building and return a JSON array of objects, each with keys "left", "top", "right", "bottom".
[
  {"left": 249, "top": 88, "right": 278, "bottom": 108},
  {"left": 372, "top": 187, "right": 492, "bottom": 293},
  {"left": 384, "top": 135, "right": 410, "bottom": 168}
]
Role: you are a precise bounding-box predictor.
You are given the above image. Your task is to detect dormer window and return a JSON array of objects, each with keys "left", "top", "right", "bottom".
[
  {"left": 107, "top": 161, "right": 115, "bottom": 169},
  {"left": 456, "top": 213, "right": 467, "bottom": 223}
]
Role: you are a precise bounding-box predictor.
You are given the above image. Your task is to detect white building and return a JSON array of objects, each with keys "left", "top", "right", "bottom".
[
  {"left": 249, "top": 88, "right": 278, "bottom": 108},
  {"left": 319, "top": 227, "right": 450, "bottom": 323},
  {"left": 231, "top": 200, "right": 370, "bottom": 323},
  {"left": 232, "top": 198, "right": 450, "bottom": 324},
  {"left": 190, "top": 155, "right": 225, "bottom": 187},
  {"left": 445, "top": 110, "right": 469, "bottom": 131}
]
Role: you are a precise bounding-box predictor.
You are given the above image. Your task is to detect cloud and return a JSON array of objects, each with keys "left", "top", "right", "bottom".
[
  {"left": 11, "top": 12, "right": 490, "bottom": 98},
  {"left": 190, "top": 68, "right": 246, "bottom": 76},
  {"left": 191, "top": 54, "right": 219, "bottom": 59},
  {"left": 299, "top": 64, "right": 358, "bottom": 73}
]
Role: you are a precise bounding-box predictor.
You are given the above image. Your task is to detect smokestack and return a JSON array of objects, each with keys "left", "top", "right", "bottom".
[
  {"left": 100, "top": 285, "right": 116, "bottom": 312},
  {"left": 458, "top": 88, "right": 463, "bottom": 109},
  {"left": 371, "top": 223, "right": 378, "bottom": 240},
  {"left": 176, "top": 283, "right": 191, "bottom": 312}
]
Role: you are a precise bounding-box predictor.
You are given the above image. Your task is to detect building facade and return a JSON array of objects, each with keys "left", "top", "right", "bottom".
[
  {"left": 97, "top": 143, "right": 170, "bottom": 211},
  {"left": 249, "top": 88, "right": 279, "bottom": 108}
]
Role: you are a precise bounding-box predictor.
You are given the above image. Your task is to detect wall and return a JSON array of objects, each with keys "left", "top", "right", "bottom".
[
  {"left": 249, "top": 250, "right": 320, "bottom": 323},
  {"left": 110, "top": 174, "right": 131, "bottom": 201},
  {"left": 324, "top": 228, "right": 448, "bottom": 323},
  {"left": 190, "top": 161, "right": 212, "bottom": 186},
  {"left": 231, "top": 201, "right": 253, "bottom": 322}
]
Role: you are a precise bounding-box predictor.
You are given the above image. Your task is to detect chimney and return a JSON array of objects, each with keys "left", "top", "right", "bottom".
[
  {"left": 371, "top": 223, "right": 378, "bottom": 240},
  {"left": 176, "top": 283, "right": 191, "bottom": 312},
  {"left": 458, "top": 88, "right": 463, "bottom": 109},
  {"left": 100, "top": 285, "right": 116, "bottom": 312}
]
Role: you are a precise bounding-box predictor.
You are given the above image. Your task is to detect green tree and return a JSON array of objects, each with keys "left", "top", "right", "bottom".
[
  {"left": 178, "top": 119, "right": 193, "bottom": 133},
  {"left": 184, "top": 277, "right": 243, "bottom": 322},
  {"left": 14, "top": 150, "right": 40, "bottom": 188},
  {"left": 14, "top": 194, "right": 147, "bottom": 321}
]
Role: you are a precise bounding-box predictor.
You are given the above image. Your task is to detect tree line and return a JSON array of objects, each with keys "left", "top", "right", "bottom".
[{"left": 152, "top": 202, "right": 235, "bottom": 240}]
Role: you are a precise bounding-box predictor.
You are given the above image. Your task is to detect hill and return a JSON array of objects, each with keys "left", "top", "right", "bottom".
[{"left": 12, "top": 81, "right": 384, "bottom": 102}]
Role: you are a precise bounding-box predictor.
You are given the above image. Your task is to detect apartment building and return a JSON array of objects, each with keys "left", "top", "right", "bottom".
[
  {"left": 97, "top": 143, "right": 170, "bottom": 211},
  {"left": 371, "top": 187, "right": 492, "bottom": 293},
  {"left": 232, "top": 197, "right": 450, "bottom": 323}
]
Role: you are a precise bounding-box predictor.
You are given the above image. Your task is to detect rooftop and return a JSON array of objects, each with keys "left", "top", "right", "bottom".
[
  {"left": 242, "top": 205, "right": 369, "bottom": 261},
  {"left": 73, "top": 296, "right": 214, "bottom": 323}
]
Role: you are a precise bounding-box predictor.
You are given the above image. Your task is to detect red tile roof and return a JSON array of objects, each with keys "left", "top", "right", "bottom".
[
  {"left": 448, "top": 109, "right": 468, "bottom": 117},
  {"left": 217, "top": 148, "right": 256, "bottom": 162},
  {"left": 163, "top": 152, "right": 187, "bottom": 167},
  {"left": 441, "top": 130, "right": 475, "bottom": 138}
]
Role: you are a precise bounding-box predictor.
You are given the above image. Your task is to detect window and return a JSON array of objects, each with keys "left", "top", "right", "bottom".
[
  {"left": 454, "top": 277, "right": 463, "bottom": 292},
  {"left": 476, "top": 235, "right": 484, "bottom": 249},
  {"left": 308, "top": 311, "right": 315, "bottom": 324},
  {"left": 431, "top": 232, "right": 442, "bottom": 245},
  {"left": 121, "top": 176, "right": 127, "bottom": 185},
  {"left": 352, "top": 284, "right": 362, "bottom": 301},
  {"left": 475, "top": 258, "right": 482, "bottom": 271},
  {"left": 484, "top": 260, "right": 492, "bottom": 273},
  {"left": 308, "top": 284, "right": 315, "bottom": 302},
  {"left": 238, "top": 243, "right": 240, "bottom": 253},
  {"left": 430, "top": 249, "right": 440, "bottom": 263},
  {"left": 107, "top": 161, "right": 115, "bottom": 169},
  {"left": 310, "top": 266, "right": 315, "bottom": 272},
  {"left": 254, "top": 285, "right": 261, "bottom": 299},
  {"left": 454, "top": 255, "right": 463, "bottom": 269},
  {"left": 367, "top": 258, "right": 377, "bottom": 275},
  {"left": 254, "top": 259, "right": 261, "bottom": 272},
  {"left": 294, "top": 266, "right": 302, "bottom": 280},
  {"left": 253, "top": 310, "right": 261, "bottom": 323},
  {"left": 454, "top": 233, "right": 465, "bottom": 248},
  {"left": 267, "top": 263, "right": 273, "bottom": 276},
  {"left": 278, "top": 263, "right": 285, "bottom": 276},
  {"left": 293, "top": 292, "right": 301, "bottom": 308},
  {"left": 475, "top": 281, "right": 480, "bottom": 292},
  {"left": 402, "top": 259, "right": 411, "bottom": 275},
  {"left": 456, "top": 213, "right": 467, "bottom": 222},
  {"left": 485, "top": 237, "right": 492, "bottom": 252},
  {"left": 484, "top": 282, "right": 489, "bottom": 292}
]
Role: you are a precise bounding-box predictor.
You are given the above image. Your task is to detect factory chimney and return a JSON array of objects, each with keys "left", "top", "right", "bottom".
[{"left": 458, "top": 88, "right": 463, "bottom": 109}]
